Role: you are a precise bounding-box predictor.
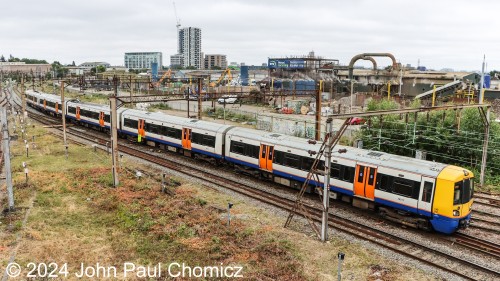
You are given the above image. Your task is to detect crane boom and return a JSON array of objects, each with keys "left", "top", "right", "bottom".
[{"left": 173, "top": 2, "right": 181, "bottom": 29}]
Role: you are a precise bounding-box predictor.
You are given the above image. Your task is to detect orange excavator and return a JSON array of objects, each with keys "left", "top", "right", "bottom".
[
  {"left": 155, "top": 69, "right": 172, "bottom": 88},
  {"left": 210, "top": 68, "right": 232, "bottom": 87}
]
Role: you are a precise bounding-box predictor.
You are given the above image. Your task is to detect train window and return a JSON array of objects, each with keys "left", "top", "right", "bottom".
[
  {"left": 422, "top": 182, "right": 433, "bottom": 203},
  {"left": 317, "top": 160, "right": 325, "bottom": 171},
  {"left": 230, "top": 141, "right": 245, "bottom": 155},
  {"left": 331, "top": 164, "right": 341, "bottom": 179},
  {"left": 68, "top": 107, "right": 76, "bottom": 114},
  {"left": 368, "top": 168, "right": 376, "bottom": 186},
  {"left": 203, "top": 135, "right": 216, "bottom": 148},
  {"left": 246, "top": 145, "right": 260, "bottom": 159},
  {"left": 301, "top": 157, "right": 315, "bottom": 171},
  {"left": 192, "top": 132, "right": 202, "bottom": 144},
  {"left": 393, "top": 178, "right": 414, "bottom": 198},
  {"left": 378, "top": 174, "right": 393, "bottom": 192},
  {"left": 343, "top": 166, "right": 355, "bottom": 183},
  {"left": 284, "top": 153, "right": 300, "bottom": 169},
  {"left": 39, "top": 99, "right": 44, "bottom": 104},
  {"left": 124, "top": 118, "right": 138, "bottom": 129},
  {"left": 165, "top": 127, "right": 182, "bottom": 139},
  {"left": 357, "top": 166, "right": 365, "bottom": 183},
  {"left": 104, "top": 115, "right": 110, "bottom": 123},
  {"left": 91, "top": 112, "right": 99, "bottom": 120},
  {"left": 274, "top": 151, "right": 284, "bottom": 165},
  {"left": 147, "top": 124, "right": 161, "bottom": 135},
  {"left": 268, "top": 146, "right": 273, "bottom": 160}
]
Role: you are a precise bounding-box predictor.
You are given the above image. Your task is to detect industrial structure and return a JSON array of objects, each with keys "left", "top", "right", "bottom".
[{"left": 124, "top": 52, "right": 163, "bottom": 70}]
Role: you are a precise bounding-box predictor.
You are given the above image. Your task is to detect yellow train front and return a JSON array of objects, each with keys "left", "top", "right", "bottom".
[{"left": 431, "top": 166, "right": 474, "bottom": 234}]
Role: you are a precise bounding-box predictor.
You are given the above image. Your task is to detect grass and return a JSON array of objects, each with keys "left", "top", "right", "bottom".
[{"left": 0, "top": 114, "right": 443, "bottom": 280}]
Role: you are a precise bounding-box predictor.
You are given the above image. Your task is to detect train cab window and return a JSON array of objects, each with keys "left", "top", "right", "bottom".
[
  {"left": 453, "top": 182, "right": 462, "bottom": 205},
  {"left": 422, "top": 182, "right": 433, "bottom": 203},
  {"left": 462, "top": 178, "right": 472, "bottom": 203}
]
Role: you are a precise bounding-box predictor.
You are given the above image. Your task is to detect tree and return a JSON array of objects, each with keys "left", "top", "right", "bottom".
[
  {"left": 212, "top": 66, "right": 222, "bottom": 70},
  {"left": 0, "top": 55, "right": 5, "bottom": 62},
  {"left": 185, "top": 66, "right": 196, "bottom": 70},
  {"left": 360, "top": 100, "right": 500, "bottom": 185},
  {"left": 72, "top": 61, "right": 76, "bottom": 66}
]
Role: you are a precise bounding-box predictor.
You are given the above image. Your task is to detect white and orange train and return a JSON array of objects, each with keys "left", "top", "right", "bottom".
[{"left": 26, "top": 90, "right": 474, "bottom": 234}]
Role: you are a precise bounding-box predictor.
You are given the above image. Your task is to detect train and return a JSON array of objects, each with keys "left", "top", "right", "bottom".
[{"left": 25, "top": 89, "right": 474, "bottom": 234}]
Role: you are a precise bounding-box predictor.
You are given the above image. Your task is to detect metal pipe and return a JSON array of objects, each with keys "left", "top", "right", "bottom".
[{"left": 348, "top": 53, "right": 398, "bottom": 80}]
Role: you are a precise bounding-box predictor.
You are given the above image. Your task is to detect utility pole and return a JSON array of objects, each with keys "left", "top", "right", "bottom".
[
  {"left": 321, "top": 118, "right": 333, "bottom": 242},
  {"left": 21, "top": 74, "right": 26, "bottom": 122},
  {"left": 479, "top": 55, "right": 485, "bottom": 104},
  {"left": 0, "top": 82, "right": 14, "bottom": 211},
  {"left": 315, "top": 81, "right": 322, "bottom": 141},
  {"left": 198, "top": 78, "right": 202, "bottom": 120},
  {"left": 480, "top": 107, "right": 490, "bottom": 186},
  {"left": 60, "top": 81, "right": 68, "bottom": 158},
  {"left": 110, "top": 80, "right": 120, "bottom": 187}
]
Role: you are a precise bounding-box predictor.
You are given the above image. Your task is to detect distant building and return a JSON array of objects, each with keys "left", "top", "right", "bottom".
[
  {"left": 79, "top": 62, "right": 111, "bottom": 68},
  {"left": 203, "top": 54, "right": 227, "bottom": 69},
  {"left": 170, "top": 54, "right": 184, "bottom": 68},
  {"left": 0, "top": 62, "right": 51, "bottom": 74},
  {"left": 124, "top": 52, "right": 162, "bottom": 69},
  {"left": 177, "top": 27, "right": 202, "bottom": 69}
]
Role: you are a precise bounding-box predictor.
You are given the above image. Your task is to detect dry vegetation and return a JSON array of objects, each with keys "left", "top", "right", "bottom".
[{"left": 0, "top": 120, "right": 439, "bottom": 280}]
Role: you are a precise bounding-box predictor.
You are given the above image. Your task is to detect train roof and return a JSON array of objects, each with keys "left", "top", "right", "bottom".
[
  {"left": 25, "top": 90, "right": 61, "bottom": 102},
  {"left": 227, "top": 127, "right": 449, "bottom": 177},
  {"left": 67, "top": 100, "right": 111, "bottom": 112},
  {"left": 122, "top": 109, "right": 234, "bottom": 132}
]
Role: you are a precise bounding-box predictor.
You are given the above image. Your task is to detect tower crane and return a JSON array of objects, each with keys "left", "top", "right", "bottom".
[{"left": 173, "top": 2, "right": 181, "bottom": 31}]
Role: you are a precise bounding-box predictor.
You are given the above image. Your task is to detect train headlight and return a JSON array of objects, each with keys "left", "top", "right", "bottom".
[{"left": 453, "top": 210, "right": 460, "bottom": 216}]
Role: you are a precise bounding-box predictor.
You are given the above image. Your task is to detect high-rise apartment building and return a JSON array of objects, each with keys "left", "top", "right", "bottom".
[
  {"left": 170, "top": 27, "right": 202, "bottom": 69},
  {"left": 204, "top": 54, "right": 227, "bottom": 69},
  {"left": 124, "top": 52, "right": 163, "bottom": 69}
]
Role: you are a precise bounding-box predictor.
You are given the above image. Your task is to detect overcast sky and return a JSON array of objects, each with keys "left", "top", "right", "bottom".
[{"left": 1, "top": 0, "right": 499, "bottom": 71}]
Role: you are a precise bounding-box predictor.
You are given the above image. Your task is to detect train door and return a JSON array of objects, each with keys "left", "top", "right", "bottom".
[
  {"left": 76, "top": 106, "right": 81, "bottom": 120},
  {"left": 138, "top": 119, "right": 146, "bottom": 142},
  {"left": 182, "top": 128, "right": 192, "bottom": 149},
  {"left": 43, "top": 100, "right": 47, "bottom": 110},
  {"left": 418, "top": 177, "right": 435, "bottom": 215},
  {"left": 353, "top": 164, "right": 377, "bottom": 200},
  {"left": 259, "top": 144, "right": 274, "bottom": 171},
  {"left": 55, "top": 102, "right": 59, "bottom": 114},
  {"left": 99, "top": 112, "right": 105, "bottom": 127}
]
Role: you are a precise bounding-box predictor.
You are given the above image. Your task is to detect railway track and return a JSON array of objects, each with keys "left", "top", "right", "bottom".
[
  {"left": 10, "top": 91, "right": 500, "bottom": 281},
  {"left": 474, "top": 194, "right": 500, "bottom": 208}
]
